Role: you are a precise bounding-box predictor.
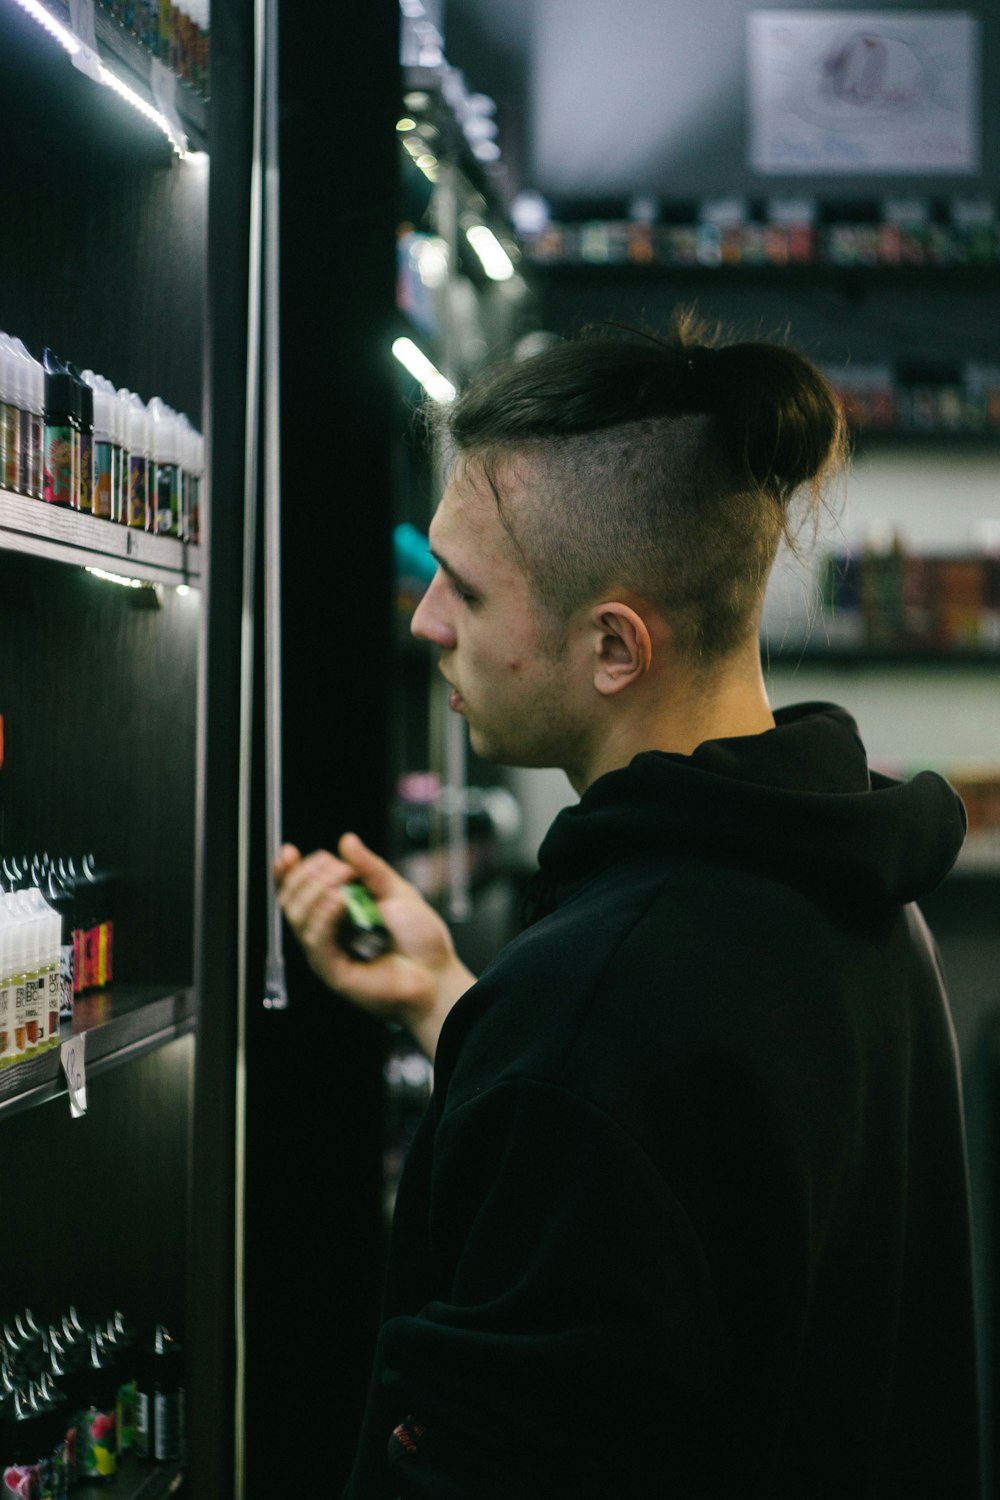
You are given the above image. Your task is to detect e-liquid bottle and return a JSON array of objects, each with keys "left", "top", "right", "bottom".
[
  {"left": 42, "top": 358, "right": 80, "bottom": 508},
  {"left": 126, "top": 393, "right": 149, "bottom": 530},
  {"left": 103, "top": 1311, "right": 136, "bottom": 1454},
  {"left": 83, "top": 373, "right": 116, "bottom": 522},
  {"left": 338, "top": 883, "right": 393, "bottom": 961},
  {"left": 8, "top": 907, "right": 29, "bottom": 1065},
  {"left": 8, "top": 337, "right": 42, "bottom": 499},
  {"left": 114, "top": 387, "right": 132, "bottom": 524},
  {"left": 148, "top": 398, "right": 181, "bottom": 536},
  {"left": 135, "top": 1324, "right": 184, "bottom": 1463},
  {"left": 76, "top": 1331, "right": 117, "bottom": 1483},
  {"left": 0, "top": 904, "right": 14, "bottom": 1068},
  {"left": 2, "top": 1385, "right": 43, "bottom": 1500},
  {"left": 16, "top": 893, "right": 46, "bottom": 1056},
  {"left": 0, "top": 333, "right": 23, "bottom": 495},
  {"left": 46, "top": 868, "right": 75, "bottom": 1023},
  {"left": 37, "top": 1371, "right": 70, "bottom": 1500},
  {"left": 72, "top": 367, "right": 94, "bottom": 516}
]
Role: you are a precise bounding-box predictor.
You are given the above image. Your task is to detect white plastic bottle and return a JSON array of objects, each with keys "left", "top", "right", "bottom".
[
  {"left": 7, "top": 902, "right": 29, "bottom": 1066},
  {"left": 148, "top": 398, "right": 182, "bottom": 536},
  {"left": 83, "top": 372, "right": 117, "bottom": 522},
  {"left": 16, "top": 891, "right": 47, "bottom": 1056},
  {"left": 0, "top": 333, "right": 23, "bottom": 495},
  {"left": 127, "top": 393, "right": 150, "bottom": 530},
  {"left": 0, "top": 901, "right": 13, "bottom": 1067}
]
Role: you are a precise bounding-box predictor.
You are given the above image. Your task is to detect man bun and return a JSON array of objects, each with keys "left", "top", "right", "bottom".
[{"left": 686, "top": 338, "right": 848, "bottom": 505}]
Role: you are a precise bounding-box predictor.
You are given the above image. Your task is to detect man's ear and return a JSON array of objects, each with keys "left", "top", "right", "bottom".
[{"left": 591, "top": 603, "right": 653, "bottom": 696}]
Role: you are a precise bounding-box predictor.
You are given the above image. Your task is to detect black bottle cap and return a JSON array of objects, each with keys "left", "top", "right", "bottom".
[{"left": 44, "top": 371, "right": 78, "bottom": 423}]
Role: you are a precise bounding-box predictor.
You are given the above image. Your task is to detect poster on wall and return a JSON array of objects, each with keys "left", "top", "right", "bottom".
[{"left": 748, "top": 11, "right": 980, "bottom": 174}]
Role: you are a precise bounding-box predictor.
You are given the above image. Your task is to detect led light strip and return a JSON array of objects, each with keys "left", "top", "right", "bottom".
[
  {"left": 10, "top": 0, "right": 188, "bottom": 156},
  {"left": 392, "top": 337, "right": 456, "bottom": 403}
]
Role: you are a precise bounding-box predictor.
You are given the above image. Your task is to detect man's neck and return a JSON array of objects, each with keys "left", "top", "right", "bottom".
[{"left": 570, "top": 651, "right": 776, "bottom": 794}]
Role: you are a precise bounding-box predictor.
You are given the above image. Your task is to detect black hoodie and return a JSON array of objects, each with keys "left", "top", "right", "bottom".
[{"left": 345, "top": 703, "right": 979, "bottom": 1499}]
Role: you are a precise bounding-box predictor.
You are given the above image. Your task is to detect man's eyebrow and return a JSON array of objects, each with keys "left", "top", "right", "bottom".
[{"left": 430, "top": 549, "right": 479, "bottom": 596}]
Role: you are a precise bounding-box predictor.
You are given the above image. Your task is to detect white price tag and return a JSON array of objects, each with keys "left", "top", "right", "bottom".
[
  {"left": 150, "top": 59, "right": 189, "bottom": 155},
  {"left": 61, "top": 1035, "right": 88, "bottom": 1118},
  {"left": 68, "top": 0, "right": 102, "bottom": 83}
]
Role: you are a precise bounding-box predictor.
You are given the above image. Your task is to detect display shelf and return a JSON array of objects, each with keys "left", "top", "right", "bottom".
[
  {"left": 524, "top": 258, "right": 1000, "bottom": 284},
  {"left": 0, "top": 490, "right": 200, "bottom": 585},
  {"left": 48, "top": 0, "right": 207, "bottom": 151},
  {"left": 0, "top": 983, "right": 195, "bottom": 1119},
  {"left": 762, "top": 645, "right": 1000, "bottom": 668},
  {"left": 79, "top": 1454, "right": 185, "bottom": 1498}
]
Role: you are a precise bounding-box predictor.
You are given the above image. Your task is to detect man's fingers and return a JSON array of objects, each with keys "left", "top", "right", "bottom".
[{"left": 338, "top": 832, "right": 405, "bottom": 899}]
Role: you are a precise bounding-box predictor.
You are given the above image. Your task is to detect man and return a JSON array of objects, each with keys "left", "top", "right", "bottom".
[{"left": 276, "top": 318, "right": 980, "bottom": 1497}]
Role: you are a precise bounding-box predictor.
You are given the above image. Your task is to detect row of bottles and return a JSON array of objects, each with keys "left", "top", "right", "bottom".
[
  {"left": 0, "top": 336, "right": 202, "bottom": 543},
  {"left": 99, "top": 0, "right": 209, "bottom": 99},
  {"left": 820, "top": 532, "right": 1000, "bottom": 652},
  {"left": 1, "top": 1306, "right": 184, "bottom": 1496},
  {"left": 0, "top": 854, "right": 116, "bottom": 1069}
]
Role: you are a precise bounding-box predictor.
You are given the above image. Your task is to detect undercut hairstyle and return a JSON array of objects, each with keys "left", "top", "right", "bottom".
[{"left": 436, "top": 308, "right": 848, "bottom": 663}]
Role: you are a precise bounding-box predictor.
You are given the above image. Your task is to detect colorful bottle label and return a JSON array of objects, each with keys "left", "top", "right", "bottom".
[
  {"left": 13, "top": 978, "right": 27, "bottom": 1054},
  {"left": 0, "top": 976, "right": 11, "bottom": 1065},
  {"left": 76, "top": 1406, "right": 117, "bottom": 1481},
  {"left": 28, "top": 413, "right": 44, "bottom": 498},
  {"left": 117, "top": 1378, "right": 137, "bottom": 1453},
  {"left": 2, "top": 1461, "right": 41, "bottom": 1499},
  {"left": 97, "top": 922, "right": 113, "bottom": 988},
  {"left": 115, "top": 446, "right": 129, "bottom": 524},
  {"left": 93, "top": 441, "right": 114, "bottom": 519},
  {"left": 78, "top": 432, "right": 93, "bottom": 513},
  {"left": 45, "top": 967, "right": 60, "bottom": 1048},
  {"left": 155, "top": 460, "right": 180, "bottom": 536},
  {"left": 60, "top": 942, "right": 75, "bottom": 1019},
  {"left": 24, "top": 972, "right": 41, "bottom": 1050},
  {"left": 72, "top": 929, "right": 84, "bottom": 995},
  {"left": 43, "top": 423, "right": 76, "bottom": 506},
  {"left": 1, "top": 402, "right": 21, "bottom": 492},
  {"left": 127, "top": 454, "right": 147, "bottom": 529}
]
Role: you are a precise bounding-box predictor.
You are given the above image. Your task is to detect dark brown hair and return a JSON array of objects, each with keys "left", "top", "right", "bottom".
[{"left": 439, "top": 308, "right": 847, "bottom": 661}]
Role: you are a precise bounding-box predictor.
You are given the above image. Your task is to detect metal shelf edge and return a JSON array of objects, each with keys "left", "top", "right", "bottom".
[
  {"left": 0, "top": 986, "right": 196, "bottom": 1120},
  {"left": 0, "top": 491, "right": 201, "bottom": 584}
]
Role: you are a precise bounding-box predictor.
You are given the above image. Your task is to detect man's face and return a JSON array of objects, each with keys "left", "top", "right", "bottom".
[{"left": 410, "top": 460, "right": 592, "bottom": 772}]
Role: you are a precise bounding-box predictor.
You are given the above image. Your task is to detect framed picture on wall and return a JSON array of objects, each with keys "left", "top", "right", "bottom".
[{"left": 748, "top": 10, "right": 980, "bottom": 174}]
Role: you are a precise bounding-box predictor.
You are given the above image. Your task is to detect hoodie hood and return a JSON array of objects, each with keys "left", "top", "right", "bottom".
[{"left": 536, "top": 703, "right": 966, "bottom": 909}]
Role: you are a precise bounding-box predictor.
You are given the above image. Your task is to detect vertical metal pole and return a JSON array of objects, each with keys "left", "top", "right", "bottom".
[{"left": 261, "top": 0, "right": 287, "bottom": 1013}]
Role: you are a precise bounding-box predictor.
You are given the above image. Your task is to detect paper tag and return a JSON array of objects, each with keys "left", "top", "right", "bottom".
[
  {"left": 61, "top": 1035, "right": 88, "bottom": 1118},
  {"left": 150, "top": 59, "right": 189, "bottom": 155},
  {"left": 68, "top": 0, "right": 102, "bottom": 83}
]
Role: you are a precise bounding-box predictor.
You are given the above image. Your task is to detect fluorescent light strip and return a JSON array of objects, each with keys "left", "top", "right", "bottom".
[
  {"left": 11, "top": 0, "right": 79, "bottom": 51},
  {"left": 96, "top": 61, "right": 187, "bottom": 155},
  {"left": 86, "top": 566, "right": 145, "bottom": 588},
  {"left": 392, "top": 337, "right": 456, "bottom": 403},
  {"left": 10, "top": 0, "right": 187, "bottom": 156},
  {"left": 465, "top": 225, "right": 515, "bottom": 282}
]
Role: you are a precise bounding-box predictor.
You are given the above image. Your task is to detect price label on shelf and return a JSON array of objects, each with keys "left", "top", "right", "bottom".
[{"left": 61, "top": 1035, "right": 88, "bottom": 1119}]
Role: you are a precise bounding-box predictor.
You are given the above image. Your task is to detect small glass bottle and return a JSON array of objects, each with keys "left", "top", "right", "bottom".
[
  {"left": 42, "top": 367, "right": 80, "bottom": 509},
  {"left": 135, "top": 1324, "right": 184, "bottom": 1463},
  {"left": 75, "top": 1332, "right": 117, "bottom": 1483}
]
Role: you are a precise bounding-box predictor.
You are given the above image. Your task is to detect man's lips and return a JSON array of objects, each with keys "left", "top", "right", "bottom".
[{"left": 439, "top": 664, "right": 463, "bottom": 711}]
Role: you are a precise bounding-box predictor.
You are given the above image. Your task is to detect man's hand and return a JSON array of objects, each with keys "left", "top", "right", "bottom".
[{"left": 274, "top": 831, "right": 475, "bottom": 1062}]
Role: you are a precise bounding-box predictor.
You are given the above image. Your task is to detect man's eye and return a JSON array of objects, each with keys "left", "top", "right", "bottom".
[{"left": 449, "top": 579, "right": 475, "bottom": 605}]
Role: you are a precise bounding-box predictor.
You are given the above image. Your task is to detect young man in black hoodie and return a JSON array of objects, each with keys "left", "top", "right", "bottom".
[{"left": 275, "top": 315, "right": 980, "bottom": 1498}]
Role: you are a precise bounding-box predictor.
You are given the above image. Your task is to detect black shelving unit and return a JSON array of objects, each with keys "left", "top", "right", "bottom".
[{"left": 0, "top": 984, "right": 195, "bottom": 1118}]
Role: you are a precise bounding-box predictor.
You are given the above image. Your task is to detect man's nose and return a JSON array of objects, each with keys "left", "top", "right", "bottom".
[{"left": 411, "top": 570, "right": 457, "bottom": 649}]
